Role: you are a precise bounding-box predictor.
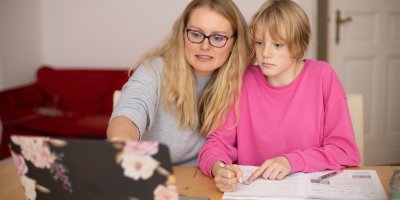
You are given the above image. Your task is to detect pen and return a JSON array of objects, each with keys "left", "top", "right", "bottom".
[
  {"left": 218, "top": 162, "right": 249, "bottom": 184},
  {"left": 318, "top": 170, "right": 343, "bottom": 180}
]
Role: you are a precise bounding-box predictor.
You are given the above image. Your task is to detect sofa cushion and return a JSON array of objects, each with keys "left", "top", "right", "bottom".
[
  {"left": 76, "top": 114, "right": 110, "bottom": 137},
  {"left": 0, "top": 65, "right": 128, "bottom": 159},
  {"left": 37, "top": 66, "right": 110, "bottom": 115}
]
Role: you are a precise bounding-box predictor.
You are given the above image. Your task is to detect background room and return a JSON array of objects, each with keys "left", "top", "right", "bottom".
[{"left": 0, "top": 0, "right": 399, "bottom": 165}]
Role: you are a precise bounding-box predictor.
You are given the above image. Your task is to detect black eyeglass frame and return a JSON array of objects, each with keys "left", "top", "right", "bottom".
[{"left": 185, "top": 28, "right": 236, "bottom": 48}]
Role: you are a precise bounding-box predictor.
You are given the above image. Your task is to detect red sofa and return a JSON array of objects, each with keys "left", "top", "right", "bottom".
[{"left": 0, "top": 65, "right": 129, "bottom": 159}]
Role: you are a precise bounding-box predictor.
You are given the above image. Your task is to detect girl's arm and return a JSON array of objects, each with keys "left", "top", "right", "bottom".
[
  {"left": 285, "top": 65, "right": 361, "bottom": 172},
  {"left": 198, "top": 107, "right": 238, "bottom": 177}
]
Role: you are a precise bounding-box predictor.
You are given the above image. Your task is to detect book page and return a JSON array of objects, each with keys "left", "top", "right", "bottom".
[
  {"left": 306, "top": 170, "right": 388, "bottom": 200},
  {"left": 222, "top": 166, "right": 306, "bottom": 200},
  {"left": 222, "top": 166, "right": 388, "bottom": 200}
]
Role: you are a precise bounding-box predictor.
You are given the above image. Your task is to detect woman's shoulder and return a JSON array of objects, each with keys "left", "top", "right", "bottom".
[
  {"left": 134, "top": 57, "right": 165, "bottom": 76},
  {"left": 140, "top": 57, "right": 165, "bottom": 71}
]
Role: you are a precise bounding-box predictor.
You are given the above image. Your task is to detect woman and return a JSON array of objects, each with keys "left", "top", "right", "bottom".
[
  {"left": 198, "top": 0, "right": 361, "bottom": 191},
  {"left": 107, "top": 0, "right": 250, "bottom": 166}
]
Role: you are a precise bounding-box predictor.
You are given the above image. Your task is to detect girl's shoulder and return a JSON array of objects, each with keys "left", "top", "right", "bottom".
[
  {"left": 244, "top": 65, "right": 263, "bottom": 79},
  {"left": 305, "top": 59, "right": 333, "bottom": 70},
  {"left": 303, "top": 59, "right": 337, "bottom": 76}
]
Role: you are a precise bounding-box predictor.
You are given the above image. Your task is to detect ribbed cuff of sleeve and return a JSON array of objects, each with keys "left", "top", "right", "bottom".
[
  {"left": 199, "top": 155, "right": 232, "bottom": 178},
  {"left": 284, "top": 152, "right": 306, "bottom": 173}
]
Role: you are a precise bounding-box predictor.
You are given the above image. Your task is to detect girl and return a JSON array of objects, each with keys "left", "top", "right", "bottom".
[{"left": 198, "top": 0, "right": 361, "bottom": 191}]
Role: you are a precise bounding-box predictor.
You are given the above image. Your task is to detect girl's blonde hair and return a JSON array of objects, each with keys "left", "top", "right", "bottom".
[
  {"left": 135, "top": 0, "right": 250, "bottom": 136},
  {"left": 248, "top": 0, "right": 311, "bottom": 61}
]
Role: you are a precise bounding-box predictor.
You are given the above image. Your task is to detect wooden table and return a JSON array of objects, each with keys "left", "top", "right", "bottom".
[{"left": 0, "top": 161, "right": 398, "bottom": 200}]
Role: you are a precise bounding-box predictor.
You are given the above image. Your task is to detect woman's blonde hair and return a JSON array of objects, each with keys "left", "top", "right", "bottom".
[
  {"left": 248, "top": 0, "right": 310, "bottom": 61},
  {"left": 135, "top": 0, "right": 250, "bottom": 136}
]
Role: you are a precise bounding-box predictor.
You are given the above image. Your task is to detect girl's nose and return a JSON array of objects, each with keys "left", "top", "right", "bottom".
[{"left": 262, "top": 44, "right": 272, "bottom": 58}]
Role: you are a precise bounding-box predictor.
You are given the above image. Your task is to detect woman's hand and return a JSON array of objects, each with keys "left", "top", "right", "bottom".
[
  {"left": 212, "top": 162, "right": 243, "bottom": 192},
  {"left": 247, "top": 156, "right": 291, "bottom": 182},
  {"left": 107, "top": 116, "right": 140, "bottom": 141}
]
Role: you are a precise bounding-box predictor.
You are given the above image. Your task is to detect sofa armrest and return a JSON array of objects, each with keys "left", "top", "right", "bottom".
[{"left": 0, "top": 83, "right": 43, "bottom": 120}]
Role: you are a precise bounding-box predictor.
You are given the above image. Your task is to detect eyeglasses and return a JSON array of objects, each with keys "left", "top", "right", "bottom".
[{"left": 185, "top": 28, "right": 235, "bottom": 48}]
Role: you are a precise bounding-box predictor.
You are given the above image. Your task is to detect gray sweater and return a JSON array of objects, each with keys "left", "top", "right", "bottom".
[{"left": 111, "top": 58, "right": 208, "bottom": 166}]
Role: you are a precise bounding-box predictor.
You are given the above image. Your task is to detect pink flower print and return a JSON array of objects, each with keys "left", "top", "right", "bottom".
[
  {"left": 10, "top": 135, "right": 25, "bottom": 145},
  {"left": 20, "top": 175, "right": 37, "bottom": 200},
  {"left": 117, "top": 141, "right": 161, "bottom": 180},
  {"left": 11, "top": 136, "right": 56, "bottom": 169},
  {"left": 153, "top": 184, "right": 179, "bottom": 200},
  {"left": 119, "top": 153, "right": 159, "bottom": 180},
  {"left": 11, "top": 151, "right": 28, "bottom": 176},
  {"left": 123, "top": 141, "right": 159, "bottom": 156}
]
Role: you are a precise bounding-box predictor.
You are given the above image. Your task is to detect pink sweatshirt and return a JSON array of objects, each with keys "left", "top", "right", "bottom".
[{"left": 198, "top": 59, "right": 361, "bottom": 177}]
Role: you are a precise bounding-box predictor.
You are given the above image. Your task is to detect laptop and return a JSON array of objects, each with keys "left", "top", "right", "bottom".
[{"left": 8, "top": 135, "right": 177, "bottom": 200}]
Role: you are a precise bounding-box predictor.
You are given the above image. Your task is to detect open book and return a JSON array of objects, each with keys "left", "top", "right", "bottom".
[{"left": 223, "top": 166, "right": 387, "bottom": 200}]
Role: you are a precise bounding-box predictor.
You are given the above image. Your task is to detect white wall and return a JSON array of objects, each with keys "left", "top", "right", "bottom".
[
  {"left": 0, "top": 0, "right": 316, "bottom": 90},
  {"left": 294, "top": 0, "right": 317, "bottom": 60},
  {"left": 0, "top": 0, "right": 43, "bottom": 90},
  {"left": 41, "top": 0, "right": 188, "bottom": 67}
]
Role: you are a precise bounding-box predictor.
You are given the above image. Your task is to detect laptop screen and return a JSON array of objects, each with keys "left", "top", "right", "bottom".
[{"left": 8, "top": 135, "right": 178, "bottom": 200}]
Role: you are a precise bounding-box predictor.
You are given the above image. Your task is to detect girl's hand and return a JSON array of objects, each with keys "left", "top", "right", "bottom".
[
  {"left": 247, "top": 156, "right": 291, "bottom": 182},
  {"left": 212, "top": 162, "right": 243, "bottom": 192}
]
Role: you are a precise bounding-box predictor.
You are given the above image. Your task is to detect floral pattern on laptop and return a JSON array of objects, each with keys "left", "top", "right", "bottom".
[
  {"left": 115, "top": 141, "right": 178, "bottom": 200},
  {"left": 9, "top": 136, "right": 177, "bottom": 200},
  {"left": 10, "top": 136, "right": 72, "bottom": 200}
]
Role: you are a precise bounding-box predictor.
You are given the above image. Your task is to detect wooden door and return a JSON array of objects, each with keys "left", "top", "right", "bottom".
[{"left": 328, "top": 0, "right": 400, "bottom": 165}]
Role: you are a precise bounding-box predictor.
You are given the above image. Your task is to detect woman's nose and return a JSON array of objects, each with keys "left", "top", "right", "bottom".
[{"left": 200, "top": 38, "right": 211, "bottom": 50}]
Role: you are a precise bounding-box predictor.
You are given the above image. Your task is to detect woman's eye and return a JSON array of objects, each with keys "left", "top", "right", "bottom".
[
  {"left": 190, "top": 31, "right": 203, "bottom": 38},
  {"left": 211, "top": 35, "right": 226, "bottom": 42},
  {"left": 255, "top": 41, "right": 263, "bottom": 46}
]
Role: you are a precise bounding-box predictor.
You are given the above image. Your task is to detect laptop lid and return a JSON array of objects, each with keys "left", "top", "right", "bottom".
[{"left": 8, "top": 135, "right": 178, "bottom": 200}]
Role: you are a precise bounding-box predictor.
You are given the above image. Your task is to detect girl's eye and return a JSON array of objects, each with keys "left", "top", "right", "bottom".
[
  {"left": 274, "top": 43, "right": 284, "bottom": 48},
  {"left": 255, "top": 41, "right": 263, "bottom": 46}
]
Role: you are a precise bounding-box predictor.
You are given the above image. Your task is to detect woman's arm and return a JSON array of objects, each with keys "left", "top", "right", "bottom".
[
  {"left": 108, "top": 60, "right": 162, "bottom": 141},
  {"left": 107, "top": 116, "right": 140, "bottom": 141}
]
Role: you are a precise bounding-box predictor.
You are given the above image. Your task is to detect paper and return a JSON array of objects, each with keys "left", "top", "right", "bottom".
[{"left": 222, "top": 166, "right": 388, "bottom": 200}]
